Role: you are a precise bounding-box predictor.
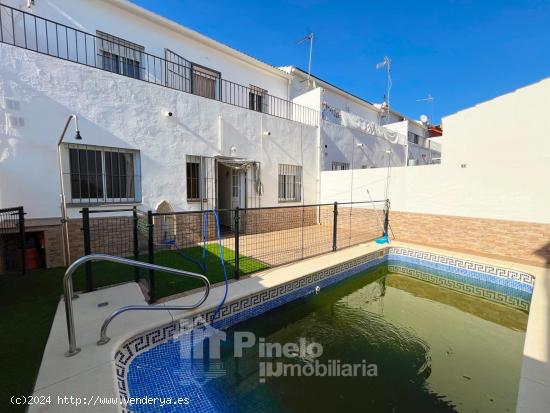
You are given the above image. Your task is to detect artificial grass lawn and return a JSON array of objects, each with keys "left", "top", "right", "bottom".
[{"left": 0, "top": 245, "right": 267, "bottom": 412}]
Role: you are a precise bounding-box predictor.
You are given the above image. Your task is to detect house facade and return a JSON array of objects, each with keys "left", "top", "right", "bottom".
[
  {"left": 0, "top": 0, "right": 442, "bottom": 270},
  {"left": 0, "top": 0, "right": 319, "bottom": 267}
]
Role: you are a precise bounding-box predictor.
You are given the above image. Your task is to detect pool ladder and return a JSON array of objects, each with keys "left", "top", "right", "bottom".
[{"left": 62, "top": 254, "right": 210, "bottom": 357}]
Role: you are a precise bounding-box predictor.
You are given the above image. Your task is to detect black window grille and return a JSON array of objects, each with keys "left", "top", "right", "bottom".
[
  {"left": 331, "top": 161, "right": 350, "bottom": 171},
  {"left": 105, "top": 150, "right": 135, "bottom": 199},
  {"left": 186, "top": 156, "right": 201, "bottom": 200},
  {"left": 97, "top": 31, "right": 144, "bottom": 80},
  {"left": 69, "top": 147, "right": 104, "bottom": 200},
  {"left": 191, "top": 64, "right": 220, "bottom": 100},
  {"left": 249, "top": 85, "right": 267, "bottom": 113},
  {"left": 278, "top": 164, "right": 302, "bottom": 202},
  {"left": 67, "top": 145, "right": 139, "bottom": 203}
]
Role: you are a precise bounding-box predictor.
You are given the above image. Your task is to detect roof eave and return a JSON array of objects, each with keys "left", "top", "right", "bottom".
[{"left": 106, "top": 0, "right": 291, "bottom": 80}]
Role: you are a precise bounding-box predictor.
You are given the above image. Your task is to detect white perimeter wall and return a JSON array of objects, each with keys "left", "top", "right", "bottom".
[
  {"left": 321, "top": 77, "right": 550, "bottom": 224},
  {"left": 0, "top": 45, "right": 318, "bottom": 218}
]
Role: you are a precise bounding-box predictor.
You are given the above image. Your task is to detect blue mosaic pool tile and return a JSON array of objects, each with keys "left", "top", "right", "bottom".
[{"left": 386, "top": 250, "right": 534, "bottom": 293}]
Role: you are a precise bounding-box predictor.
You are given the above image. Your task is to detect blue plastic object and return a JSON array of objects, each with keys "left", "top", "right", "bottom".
[
  {"left": 375, "top": 234, "right": 389, "bottom": 244},
  {"left": 203, "top": 210, "right": 228, "bottom": 325}
]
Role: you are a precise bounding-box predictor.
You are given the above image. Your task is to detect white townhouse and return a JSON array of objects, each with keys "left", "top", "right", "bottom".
[
  {"left": 0, "top": 0, "right": 320, "bottom": 266},
  {"left": 279, "top": 66, "right": 441, "bottom": 170}
]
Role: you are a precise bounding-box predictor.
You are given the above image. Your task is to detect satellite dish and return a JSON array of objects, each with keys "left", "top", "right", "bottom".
[{"left": 420, "top": 114, "right": 429, "bottom": 124}]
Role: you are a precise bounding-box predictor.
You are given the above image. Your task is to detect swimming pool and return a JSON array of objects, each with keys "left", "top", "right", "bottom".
[{"left": 116, "top": 247, "right": 533, "bottom": 413}]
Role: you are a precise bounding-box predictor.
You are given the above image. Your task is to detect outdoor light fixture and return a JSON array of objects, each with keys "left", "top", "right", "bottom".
[{"left": 57, "top": 114, "right": 82, "bottom": 266}]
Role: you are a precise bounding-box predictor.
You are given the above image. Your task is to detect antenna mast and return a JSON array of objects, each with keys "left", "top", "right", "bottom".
[
  {"left": 297, "top": 32, "right": 314, "bottom": 82},
  {"left": 416, "top": 94, "right": 435, "bottom": 124},
  {"left": 376, "top": 56, "right": 392, "bottom": 124}
]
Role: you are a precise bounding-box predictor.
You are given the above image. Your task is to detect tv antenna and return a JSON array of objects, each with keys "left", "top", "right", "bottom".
[
  {"left": 376, "top": 56, "right": 392, "bottom": 123},
  {"left": 416, "top": 94, "right": 435, "bottom": 124},
  {"left": 297, "top": 32, "right": 314, "bottom": 83}
]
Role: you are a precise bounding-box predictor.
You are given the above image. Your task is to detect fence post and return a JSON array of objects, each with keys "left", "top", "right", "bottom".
[
  {"left": 383, "top": 199, "right": 390, "bottom": 237},
  {"left": 332, "top": 202, "right": 338, "bottom": 252},
  {"left": 234, "top": 207, "right": 240, "bottom": 280},
  {"left": 82, "top": 207, "right": 93, "bottom": 292},
  {"left": 147, "top": 210, "right": 155, "bottom": 303},
  {"left": 132, "top": 206, "right": 140, "bottom": 283},
  {"left": 18, "top": 207, "right": 26, "bottom": 275}
]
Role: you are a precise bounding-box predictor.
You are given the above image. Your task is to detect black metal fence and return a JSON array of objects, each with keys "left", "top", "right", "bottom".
[
  {"left": 80, "top": 206, "right": 145, "bottom": 292},
  {"left": 0, "top": 3, "right": 318, "bottom": 127},
  {"left": 81, "top": 201, "right": 389, "bottom": 302},
  {"left": 0, "top": 206, "right": 26, "bottom": 275}
]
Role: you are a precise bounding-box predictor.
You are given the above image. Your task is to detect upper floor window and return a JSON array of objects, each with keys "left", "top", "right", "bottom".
[
  {"left": 408, "top": 132, "right": 419, "bottom": 145},
  {"left": 331, "top": 161, "right": 350, "bottom": 171},
  {"left": 186, "top": 155, "right": 201, "bottom": 201},
  {"left": 191, "top": 64, "right": 220, "bottom": 100},
  {"left": 278, "top": 164, "right": 302, "bottom": 202},
  {"left": 96, "top": 31, "right": 144, "bottom": 79},
  {"left": 249, "top": 85, "right": 267, "bottom": 113},
  {"left": 408, "top": 132, "right": 426, "bottom": 146},
  {"left": 67, "top": 145, "right": 140, "bottom": 204}
]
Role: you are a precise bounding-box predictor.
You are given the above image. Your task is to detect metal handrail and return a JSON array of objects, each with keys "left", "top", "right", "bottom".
[{"left": 63, "top": 254, "right": 210, "bottom": 357}]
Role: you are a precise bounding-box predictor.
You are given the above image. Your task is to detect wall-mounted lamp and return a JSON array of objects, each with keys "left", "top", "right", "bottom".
[
  {"left": 230, "top": 145, "right": 237, "bottom": 155},
  {"left": 263, "top": 131, "right": 271, "bottom": 136},
  {"left": 164, "top": 111, "right": 174, "bottom": 117}
]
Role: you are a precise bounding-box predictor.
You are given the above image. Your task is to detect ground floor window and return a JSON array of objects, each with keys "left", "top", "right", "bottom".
[
  {"left": 67, "top": 145, "right": 140, "bottom": 204},
  {"left": 186, "top": 155, "right": 201, "bottom": 201},
  {"left": 331, "top": 161, "right": 350, "bottom": 170},
  {"left": 278, "top": 164, "right": 302, "bottom": 202}
]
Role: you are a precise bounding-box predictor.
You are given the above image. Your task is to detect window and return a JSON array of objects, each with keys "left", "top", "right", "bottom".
[
  {"left": 191, "top": 64, "right": 220, "bottom": 100},
  {"left": 408, "top": 132, "right": 426, "bottom": 146},
  {"left": 67, "top": 145, "right": 140, "bottom": 203},
  {"left": 186, "top": 155, "right": 201, "bottom": 201},
  {"left": 249, "top": 85, "right": 267, "bottom": 113},
  {"left": 278, "top": 164, "right": 302, "bottom": 202},
  {"left": 97, "top": 31, "right": 144, "bottom": 79},
  {"left": 408, "top": 132, "right": 419, "bottom": 144},
  {"left": 331, "top": 161, "right": 350, "bottom": 171}
]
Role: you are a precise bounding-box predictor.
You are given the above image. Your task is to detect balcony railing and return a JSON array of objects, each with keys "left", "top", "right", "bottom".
[{"left": 0, "top": 3, "right": 318, "bottom": 126}]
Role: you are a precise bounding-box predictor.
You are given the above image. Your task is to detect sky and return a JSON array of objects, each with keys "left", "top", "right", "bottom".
[{"left": 131, "top": 0, "right": 550, "bottom": 124}]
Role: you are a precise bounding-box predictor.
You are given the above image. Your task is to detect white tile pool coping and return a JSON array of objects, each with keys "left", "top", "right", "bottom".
[{"left": 29, "top": 241, "right": 550, "bottom": 413}]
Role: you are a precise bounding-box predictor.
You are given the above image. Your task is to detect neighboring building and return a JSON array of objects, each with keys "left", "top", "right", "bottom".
[
  {"left": 0, "top": 0, "right": 318, "bottom": 267},
  {"left": 279, "top": 66, "right": 441, "bottom": 170}
]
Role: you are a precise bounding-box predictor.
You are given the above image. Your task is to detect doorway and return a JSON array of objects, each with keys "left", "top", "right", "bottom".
[{"left": 217, "top": 163, "right": 245, "bottom": 231}]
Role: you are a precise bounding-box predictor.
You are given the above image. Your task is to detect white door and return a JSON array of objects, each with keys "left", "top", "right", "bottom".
[{"left": 230, "top": 169, "right": 245, "bottom": 209}]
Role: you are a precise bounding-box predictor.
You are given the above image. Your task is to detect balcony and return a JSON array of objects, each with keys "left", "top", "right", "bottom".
[{"left": 0, "top": 3, "right": 318, "bottom": 127}]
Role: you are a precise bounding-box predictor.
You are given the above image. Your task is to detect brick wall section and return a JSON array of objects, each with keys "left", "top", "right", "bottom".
[
  {"left": 44, "top": 225, "right": 65, "bottom": 267},
  {"left": 389, "top": 211, "right": 550, "bottom": 267},
  {"left": 241, "top": 206, "right": 319, "bottom": 235}
]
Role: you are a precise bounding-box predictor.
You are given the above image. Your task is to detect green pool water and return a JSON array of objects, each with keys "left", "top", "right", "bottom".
[{"left": 211, "top": 263, "right": 528, "bottom": 413}]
